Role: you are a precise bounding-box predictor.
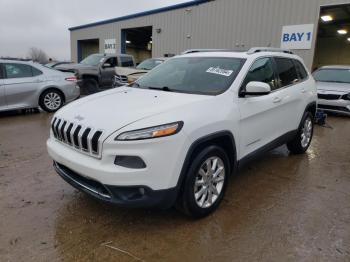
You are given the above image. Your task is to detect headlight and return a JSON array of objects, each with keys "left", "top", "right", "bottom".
[{"left": 115, "top": 122, "right": 183, "bottom": 141}]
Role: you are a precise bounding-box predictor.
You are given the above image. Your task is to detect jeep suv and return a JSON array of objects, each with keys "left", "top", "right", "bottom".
[
  {"left": 47, "top": 48, "right": 317, "bottom": 217},
  {"left": 56, "top": 53, "right": 135, "bottom": 95}
]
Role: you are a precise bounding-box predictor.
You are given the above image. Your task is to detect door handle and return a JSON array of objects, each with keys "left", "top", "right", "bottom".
[{"left": 273, "top": 97, "right": 282, "bottom": 103}]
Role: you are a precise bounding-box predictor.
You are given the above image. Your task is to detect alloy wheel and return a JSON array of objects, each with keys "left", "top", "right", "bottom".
[
  {"left": 194, "top": 156, "right": 226, "bottom": 208},
  {"left": 301, "top": 117, "right": 313, "bottom": 148},
  {"left": 44, "top": 92, "right": 62, "bottom": 110}
]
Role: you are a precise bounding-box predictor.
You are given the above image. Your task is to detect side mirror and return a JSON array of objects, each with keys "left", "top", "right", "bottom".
[
  {"left": 103, "top": 63, "right": 112, "bottom": 68},
  {"left": 241, "top": 81, "right": 271, "bottom": 97}
]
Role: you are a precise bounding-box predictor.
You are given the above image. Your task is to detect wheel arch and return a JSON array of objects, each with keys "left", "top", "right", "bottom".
[
  {"left": 305, "top": 101, "right": 317, "bottom": 118},
  {"left": 39, "top": 86, "right": 66, "bottom": 104},
  {"left": 176, "top": 131, "right": 237, "bottom": 193}
]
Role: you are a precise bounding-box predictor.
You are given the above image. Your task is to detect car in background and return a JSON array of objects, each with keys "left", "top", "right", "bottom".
[
  {"left": 56, "top": 53, "right": 135, "bottom": 95},
  {"left": 0, "top": 59, "right": 80, "bottom": 113},
  {"left": 113, "top": 58, "right": 166, "bottom": 87},
  {"left": 313, "top": 66, "right": 350, "bottom": 116},
  {"left": 45, "top": 61, "right": 73, "bottom": 69}
]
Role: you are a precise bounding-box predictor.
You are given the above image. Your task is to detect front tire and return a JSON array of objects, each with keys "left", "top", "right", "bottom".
[
  {"left": 287, "top": 111, "right": 314, "bottom": 154},
  {"left": 178, "top": 145, "right": 230, "bottom": 218},
  {"left": 39, "top": 89, "right": 64, "bottom": 113}
]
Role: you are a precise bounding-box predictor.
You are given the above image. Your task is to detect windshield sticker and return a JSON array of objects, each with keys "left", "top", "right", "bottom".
[{"left": 206, "top": 67, "right": 233, "bottom": 77}]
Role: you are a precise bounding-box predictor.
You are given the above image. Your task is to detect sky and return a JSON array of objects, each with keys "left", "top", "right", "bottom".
[{"left": 0, "top": 0, "right": 188, "bottom": 60}]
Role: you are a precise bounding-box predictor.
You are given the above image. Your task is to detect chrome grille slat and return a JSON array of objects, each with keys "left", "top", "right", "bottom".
[{"left": 52, "top": 118, "right": 103, "bottom": 158}]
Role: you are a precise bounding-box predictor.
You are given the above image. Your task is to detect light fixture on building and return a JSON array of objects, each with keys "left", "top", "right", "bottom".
[
  {"left": 149, "top": 40, "right": 153, "bottom": 44},
  {"left": 126, "top": 40, "right": 131, "bottom": 44},
  {"left": 156, "top": 28, "right": 162, "bottom": 34},
  {"left": 347, "top": 38, "right": 350, "bottom": 42},
  {"left": 321, "top": 15, "right": 333, "bottom": 22},
  {"left": 337, "top": 29, "right": 348, "bottom": 35}
]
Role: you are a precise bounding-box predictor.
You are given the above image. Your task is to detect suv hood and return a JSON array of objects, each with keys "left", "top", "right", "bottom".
[
  {"left": 316, "top": 81, "right": 350, "bottom": 94},
  {"left": 55, "top": 87, "right": 210, "bottom": 135}
]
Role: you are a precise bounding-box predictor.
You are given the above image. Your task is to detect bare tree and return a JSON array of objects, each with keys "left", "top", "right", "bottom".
[{"left": 27, "top": 47, "right": 49, "bottom": 64}]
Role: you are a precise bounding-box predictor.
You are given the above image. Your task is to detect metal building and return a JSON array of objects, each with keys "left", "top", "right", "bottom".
[{"left": 69, "top": 0, "right": 350, "bottom": 69}]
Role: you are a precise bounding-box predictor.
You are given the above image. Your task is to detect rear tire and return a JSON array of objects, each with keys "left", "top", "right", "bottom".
[
  {"left": 39, "top": 89, "right": 64, "bottom": 113},
  {"left": 177, "top": 145, "right": 230, "bottom": 218},
  {"left": 82, "top": 78, "right": 99, "bottom": 95},
  {"left": 287, "top": 111, "right": 314, "bottom": 154}
]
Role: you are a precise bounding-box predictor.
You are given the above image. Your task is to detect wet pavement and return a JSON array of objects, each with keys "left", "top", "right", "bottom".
[{"left": 0, "top": 111, "right": 349, "bottom": 262}]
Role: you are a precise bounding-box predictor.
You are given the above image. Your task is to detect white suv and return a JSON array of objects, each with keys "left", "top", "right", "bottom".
[{"left": 47, "top": 48, "right": 317, "bottom": 217}]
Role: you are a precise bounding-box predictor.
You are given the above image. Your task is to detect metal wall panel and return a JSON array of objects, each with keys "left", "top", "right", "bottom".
[{"left": 70, "top": 0, "right": 350, "bottom": 68}]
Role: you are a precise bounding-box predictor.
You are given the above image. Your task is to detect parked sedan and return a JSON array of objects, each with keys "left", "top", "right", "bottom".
[
  {"left": 0, "top": 59, "right": 80, "bottom": 113},
  {"left": 313, "top": 66, "right": 350, "bottom": 116},
  {"left": 113, "top": 58, "right": 166, "bottom": 87}
]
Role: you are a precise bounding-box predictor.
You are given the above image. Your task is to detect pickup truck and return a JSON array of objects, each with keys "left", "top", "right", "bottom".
[{"left": 56, "top": 53, "right": 135, "bottom": 94}]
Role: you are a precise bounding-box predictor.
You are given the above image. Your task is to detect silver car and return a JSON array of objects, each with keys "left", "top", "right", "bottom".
[
  {"left": 0, "top": 59, "right": 80, "bottom": 113},
  {"left": 313, "top": 66, "right": 350, "bottom": 116}
]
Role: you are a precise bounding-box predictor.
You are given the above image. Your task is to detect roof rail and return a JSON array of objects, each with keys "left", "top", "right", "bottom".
[
  {"left": 247, "top": 47, "right": 294, "bottom": 54},
  {"left": 182, "top": 49, "right": 246, "bottom": 54}
]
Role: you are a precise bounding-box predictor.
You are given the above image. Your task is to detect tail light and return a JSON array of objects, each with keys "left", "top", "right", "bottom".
[{"left": 65, "top": 76, "right": 77, "bottom": 82}]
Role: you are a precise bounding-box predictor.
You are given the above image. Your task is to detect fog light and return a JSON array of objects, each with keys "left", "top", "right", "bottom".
[{"left": 114, "top": 156, "right": 146, "bottom": 169}]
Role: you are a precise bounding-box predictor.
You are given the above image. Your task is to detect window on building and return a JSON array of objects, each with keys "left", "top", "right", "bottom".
[{"left": 274, "top": 58, "right": 299, "bottom": 87}]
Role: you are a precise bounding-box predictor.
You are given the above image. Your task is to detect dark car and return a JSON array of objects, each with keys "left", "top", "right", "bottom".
[{"left": 56, "top": 53, "right": 135, "bottom": 95}]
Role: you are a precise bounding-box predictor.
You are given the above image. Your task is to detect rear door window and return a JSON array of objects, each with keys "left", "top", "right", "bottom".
[
  {"left": 274, "top": 58, "right": 299, "bottom": 87},
  {"left": 120, "top": 56, "right": 134, "bottom": 67},
  {"left": 293, "top": 60, "right": 308, "bottom": 80},
  {"left": 4, "top": 63, "right": 33, "bottom": 79},
  {"left": 31, "top": 66, "right": 43, "bottom": 76}
]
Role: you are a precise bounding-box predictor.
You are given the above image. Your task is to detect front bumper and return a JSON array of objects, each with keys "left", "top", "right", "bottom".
[
  {"left": 54, "top": 161, "right": 177, "bottom": 208},
  {"left": 318, "top": 98, "right": 350, "bottom": 115}
]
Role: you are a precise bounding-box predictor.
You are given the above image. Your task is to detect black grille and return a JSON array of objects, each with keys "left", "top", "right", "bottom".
[
  {"left": 66, "top": 123, "right": 73, "bottom": 144},
  {"left": 81, "top": 128, "right": 91, "bottom": 151},
  {"left": 115, "top": 74, "right": 128, "bottom": 83},
  {"left": 91, "top": 131, "right": 103, "bottom": 153},
  {"left": 317, "top": 94, "right": 341, "bottom": 100},
  {"left": 60, "top": 121, "right": 67, "bottom": 142},
  {"left": 73, "top": 125, "right": 82, "bottom": 147},
  {"left": 55, "top": 119, "right": 62, "bottom": 140},
  {"left": 51, "top": 117, "right": 103, "bottom": 157}
]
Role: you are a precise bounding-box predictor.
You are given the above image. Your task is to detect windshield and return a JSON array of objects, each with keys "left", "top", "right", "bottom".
[
  {"left": 135, "top": 57, "right": 245, "bottom": 95},
  {"left": 313, "top": 69, "right": 350, "bottom": 84},
  {"left": 80, "top": 54, "right": 105, "bottom": 66},
  {"left": 136, "top": 59, "right": 164, "bottom": 70}
]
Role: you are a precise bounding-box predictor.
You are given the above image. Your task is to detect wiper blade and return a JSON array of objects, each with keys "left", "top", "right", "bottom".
[{"left": 147, "top": 86, "right": 173, "bottom": 92}]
